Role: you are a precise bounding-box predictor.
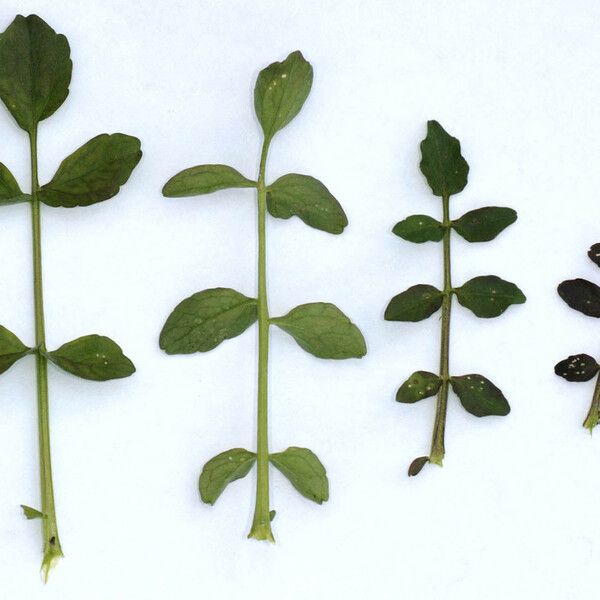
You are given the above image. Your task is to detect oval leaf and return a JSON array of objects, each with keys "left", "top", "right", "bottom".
[
  {"left": 267, "top": 174, "right": 347, "bottom": 234},
  {"left": 392, "top": 214, "right": 444, "bottom": 243},
  {"left": 408, "top": 456, "right": 429, "bottom": 477},
  {"left": 396, "top": 371, "right": 441, "bottom": 403},
  {"left": 450, "top": 374, "right": 510, "bottom": 417},
  {"left": 456, "top": 275, "right": 526, "bottom": 318},
  {"left": 558, "top": 279, "right": 600, "bottom": 318},
  {"left": 452, "top": 206, "right": 517, "bottom": 242},
  {"left": 269, "top": 447, "right": 328, "bottom": 504},
  {"left": 271, "top": 302, "right": 366, "bottom": 359},
  {"left": 0, "top": 15, "right": 72, "bottom": 132},
  {"left": 0, "top": 325, "right": 31, "bottom": 375},
  {"left": 384, "top": 284, "right": 443, "bottom": 322},
  {"left": 199, "top": 448, "right": 256, "bottom": 505},
  {"left": 555, "top": 354, "right": 599, "bottom": 382},
  {"left": 0, "top": 163, "right": 29, "bottom": 206},
  {"left": 419, "top": 120, "right": 469, "bottom": 197},
  {"left": 48, "top": 335, "right": 135, "bottom": 381},
  {"left": 39, "top": 134, "right": 142, "bottom": 207},
  {"left": 160, "top": 288, "right": 258, "bottom": 355},
  {"left": 254, "top": 50, "right": 313, "bottom": 140},
  {"left": 163, "top": 164, "right": 256, "bottom": 197},
  {"left": 588, "top": 243, "right": 600, "bottom": 268}
]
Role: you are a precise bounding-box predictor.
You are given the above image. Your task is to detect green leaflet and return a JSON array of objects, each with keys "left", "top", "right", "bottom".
[
  {"left": 21, "top": 505, "right": 44, "bottom": 520},
  {"left": 419, "top": 120, "right": 469, "bottom": 197},
  {"left": 452, "top": 207, "right": 517, "bottom": 242},
  {"left": 199, "top": 449, "right": 256, "bottom": 505},
  {"left": 163, "top": 164, "right": 256, "bottom": 197},
  {"left": 0, "top": 325, "right": 31, "bottom": 375},
  {"left": 39, "top": 134, "right": 142, "bottom": 207},
  {"left": 0, "top": 14, "right": 72, "bottom": 132},
  {"left": 271, "top": 302, "right": 366, "bottom": 359},
  {"left": 450, "top": 374, "right": 510, "bottom": 417},
  {"left": 160, "top": 288, "right": 258, "bottom": 354},
  {"left": 396, "top": 371, "right": 441, "bottom": 403},
  {"left": 254, "top": 50, "right": 313, "bottom": 140},
  {"left": 267, "top": 174, "right": 347, "bottom": 234},
  {"left": 0, "top": 163, "right": 30, "bottom": 205},
  {"left": 384, "top": 284, "right": 443, "bottom": 322},
  {"left": 269, "top": 447, "right": 329, "bottom": 504},
  {"left": 456, "top": 275, "right": 526, "bottom": 318},
  {"left": 47, "top": 335, "right": 135, "bottom": 381},
  {"left": 392, "top": 214, "right": 444, "bottom": 243}
]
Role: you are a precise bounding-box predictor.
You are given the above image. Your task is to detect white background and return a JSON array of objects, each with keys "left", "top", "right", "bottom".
[{"left": 0, "top": 0, "right": 597, "bottom": 598}]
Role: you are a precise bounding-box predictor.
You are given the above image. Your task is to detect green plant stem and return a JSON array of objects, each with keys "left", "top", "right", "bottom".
[
  {"left": 430, "top": 194, "right": 452, "bottom": 465},
  {"left": 248, "top": 137, "right": 274, "bottom": 542},
  {"left": 29, "top": 127, "right": 63, "bottom": 580},
  {"left": 584, "top": 371, "right": 600, "bottom": 434}
]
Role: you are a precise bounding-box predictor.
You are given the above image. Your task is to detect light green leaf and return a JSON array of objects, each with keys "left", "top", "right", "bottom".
[
  {"left": 0, "top": 325, "right": 31, "bottom": 375},
  {"left": 384, "top": 284, "right": 444, "bottom": 322},
  {"left": 199, "top": 448, "right": 256, "bottom": 505},
  {"left": 392, "top": 214, "right": 444, "bottom": 243},
  {"left": 254, "top": 50, "right": 313, "bottom": 139},
  {"left": 160, "top": 288, "right": 258, "bottom": 354},
  {"left": 450, "top": 374, "right": 510, "bottom": 417},
  {"left": 456, "top": 275, "right": 526, "bottom": 318},
  {"left": 21, "top": 504, "right": 44, "bottom": 520},
  {"left": 162, "top": 165, "right": 256, "bottom": 197},
  {"left": 47, "top": 335, "right": 135, "bottom": 381},
  {"left": 419, "top": 120, "right": 469, "bottom": 197},
  {"left": 267, "top": 174, "right": 347, "bottom": 234},
  {"left": 452, "top": 207, "right": 517, "bottom": 242},
  {"left": 0, "top": 15, "right": 72, "bottom": 132},
  {"left": 0, "top": 163, "right": 29, "bottom": 206},
  {"left": 270, "top": 447, "right": 329, "bottom": 504},
  {"left": 271, "top": 302, "right": 366, "bottom": 359},
  {"left": 396, "top": 371, "right": 441, "bottom": 403}
]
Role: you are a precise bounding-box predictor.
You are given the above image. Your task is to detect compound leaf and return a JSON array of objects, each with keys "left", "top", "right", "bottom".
[
  {"left": 456, "top": 275, "right": 526, "bottom": 318},
  {"left": 392, "top": 214, "right": 444, "bottom": 243},
  {"left": 163, "top": 165, "right": 256, "bottom": 197},
  {"left": 384, "top": 284, "right": 443, "bottom": 322},
  {"left": 558, "top": 279, "right": 600, "bottom": 318},
  {"left": 199, "top": 448, "right": 256, "bottom": 505},
  {"left": 396, "top": 371, "right": 441, "bottom": 403},
  {"left": 450, "top": 374, "right": 510, "bottom": 417},
  {"left": 452, "top": 206, "right": 517, "bottom": 242}
]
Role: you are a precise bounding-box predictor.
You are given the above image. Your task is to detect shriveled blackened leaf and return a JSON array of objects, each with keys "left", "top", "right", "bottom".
[
  {"left": 452, "top": 207, "right": 517, "bottom": 242},
  {"left": 0, "top": 163, "right": 30, "bottom": 205},
  {"left": 558, "top": 279, "right": 600, "bottom": 318},
  {"left": 392, "top": 214, "right": 444, "bottom": 243},
  {"left": 384, "top": 285, "right": 443, "bottom": 322},
  {"left": 269, "top": 510, "right": 276, "bottom": 521},
  {"left": 450, "top": 374, "right": 510, "bottom": 417},
  {"left": 0, "top": 325, "right": 31, "bottom": 375},
  {"left": 456, "top": 275, "right": 526, "bottom": 318},
  {"left": 396, "top": 371, "right": 441, "bottom": 403},
  {"left": 408, "top": 456, "right": 429, "bottom": 477},
  {"left": 21, "top": 505, "right": 44, "bottom": 520},
  {"left": 162, "top": 165, "right": 256, "bottom": 197},
  {"left": 199, "top": 448, "right": 256, "bottom": 505},
  {"left": 588, "top": 243, "right": 600, "bottom": 268},
  {"left": 554, "top": 354, "right": 599, "bottom": 382},
  {"left": 419, "top": 120, "right": 469, "bottom": 197}
]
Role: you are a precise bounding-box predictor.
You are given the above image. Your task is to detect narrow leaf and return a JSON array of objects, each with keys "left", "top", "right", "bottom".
[
  {"left": 39, "top": 134, "right": 142, "bottom": 207},
  {"left": 267, "top": 174, "right": 347, "bottom": 234},
  {"left": 254, "top": 51, "right": 313, "bottom": 139},
  {"left": 0, "top": 14, "right": 72, "bottom": 132},
  {"left": 450, "top": 374, "right": 510, "bottom": 417},
  {"left": 408, "top": 456, "right": 429, "bottom": 477},
  {"left": 588, "top": 243, "right": 600, "bottom": 268},
  {"left": 419, "top": 120, "right": 469, "bottom": 197},
  {"left": 456, "top": 275, "right": 526, "bottom": 318},
  {"left": 0, "top": 325, "right": 31, "bottom": 375},
  {"left": 48, "top": 335, "right": 135, "bottom": 381},
  {"left": 271, "top": 302, "right": 366, "bottom": 359},
  {"left": 558, "top": 279, "right": 600, "bottom": 318},
  {"left": 555, "top": 354, "right": 599, "bottom": 382},
  {"left": 199, "top": 448, "right": 256, "bottom": 505},
  {"left": 0, "top": 163, "right": 29, "bottom": 206},
  {"left": 21, "top": 505, "right": 44, "bottom": 520},
  {"left": 452, "top": 206, "right": 517, "bottom": 242},
  {"left": 384, "top": 284, "right": 443, "bottom": 322},
  {"left": 392, "top": 214, "right": 444, "bottom": 243},
  {"left": 270, "top": 447, "right": 329, "bottom": 504},
  {"left": 162, "top": 165, "right": 256, "bottom": 197},
  {"left": 396, "top": 371, "right": 441, "bottom": 403},
  {"left": 160, "top": 288, "right": 258, "bottom": 354}
]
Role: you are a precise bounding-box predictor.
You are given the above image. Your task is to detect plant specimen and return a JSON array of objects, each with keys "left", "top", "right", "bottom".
[
  {"left": 160, "top": 51, "right": 366, "bottom": 542},
  {"left": 0, "top": 15, "right": 141, "bottom": 579},
  {"left": 555, "top": 243, "right": 600, "bottom": 432},
  {"left": 385, "top": 121, "right": 525, "bottom": 476}
]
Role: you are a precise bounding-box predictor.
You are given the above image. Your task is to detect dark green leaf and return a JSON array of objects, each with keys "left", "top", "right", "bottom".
[
  {"left": 199, "top": 448, "right": 256, "bottom": 505},
  {"left": 162, "top": 165, "right": 256, "bottom": 197},
  {"left": 0, "top": 325, "right": 31, "bottom": 375},
  {"left": 267, "top": 174, "right": 347, "bottom": 234},
  {"left": 588, "top": 243, "right": 600, "bottom": 268},
  {"left": 408, "top": 456, "right": 429, "bottom": 477},
  {"left": 0, "top": 15, "right": 72, "bottom": 132},
  {"left": 48, "top": 335, "right": 135, "bottom": 381},
  {"left": 419, "top": 120, "right": 469, "bottom": 197},
  {"left": 558, "top": 279, "right": 600, "bottom": 318},
  {"left": 160, "top": 288, "right": 258, "bottom": 354},
  {"left": 271, "top": 302, "right": 366, "bottom": 359},
  {"left": 392, "top": 214, "right": 444, "bottom": 243},
  {"left": 452, "top": 207, "right": 517, "bottom": 242},
  {"left": 39, "top": 134, "right": 141, "bottom": 207},
  {"left": 0, "top": 163, "right": 29, "bottom": 206},
  {"left": 254, "top": 50, "right": 313, "bottom": 139},
  {"left": 456, "top": 275, "right": 526, "bottom": 318},
  {"left": 450, "top": 374, "right": 510, "bottom": 417},
  {"left": 555, "top": 354, "right": 599, "bottom": 382},
  {"left": 384, "top": 284, "right": 444, "bottom": 322},
  {"left": 396, "top": 371, "right": 441, "bottom": 403},
  {"left": 21, "top": 505, "right": 44, "bottom": 520},
  {"left": 269, "top": 447, "right": 328, "bottom": 504}
]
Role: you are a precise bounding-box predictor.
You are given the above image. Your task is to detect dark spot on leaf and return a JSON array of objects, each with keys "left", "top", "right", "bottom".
[{"left": 49, "top": 536, "right": 56, "bottom": 546}]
